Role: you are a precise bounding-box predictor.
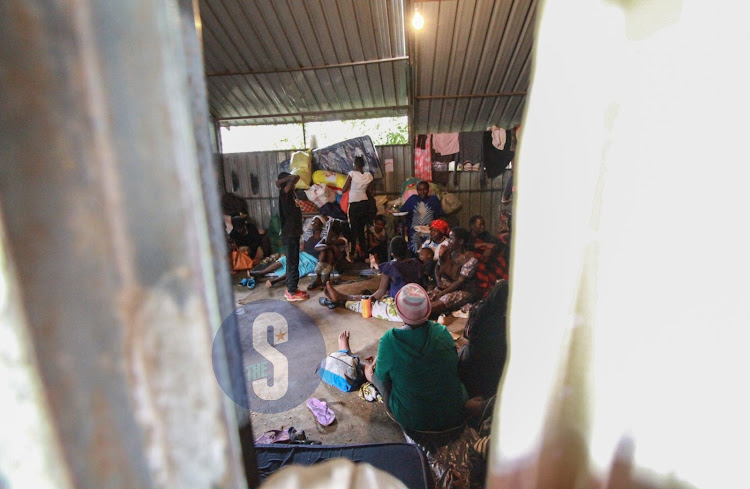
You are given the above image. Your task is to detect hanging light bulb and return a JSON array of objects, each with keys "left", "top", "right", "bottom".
[{"left": 412, "top": 8, "right": 424, "bottom": 30}]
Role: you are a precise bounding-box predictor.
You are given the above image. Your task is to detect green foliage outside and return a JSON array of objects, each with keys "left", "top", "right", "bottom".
[{"left": 220, "top": 116, "right": 408, "bottom": 153}]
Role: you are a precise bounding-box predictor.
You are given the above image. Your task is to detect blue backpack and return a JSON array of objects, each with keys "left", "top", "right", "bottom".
[{"left": 317, "top": 351, "right": 364, "bottom": 392}]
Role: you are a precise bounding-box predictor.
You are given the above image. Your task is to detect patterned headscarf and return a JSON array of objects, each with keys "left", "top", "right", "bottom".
[{"left": 429, "top": 219, "right": 450, "bottom": 236}]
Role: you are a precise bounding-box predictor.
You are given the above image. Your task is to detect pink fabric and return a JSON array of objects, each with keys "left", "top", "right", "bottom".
[
  {"left": 432, "top": 132, "right": 460, "bottom": 155},
  {"left": 491, "top": 126, "right": 506, "bottom": 150},
  {"left": 414, "top": 135, "right": 432, "bottom": 181}
]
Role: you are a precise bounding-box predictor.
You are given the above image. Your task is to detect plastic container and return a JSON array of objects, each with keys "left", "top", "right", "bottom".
[{"left": 361, "top": 297, "right": 372, "bottom": 319}]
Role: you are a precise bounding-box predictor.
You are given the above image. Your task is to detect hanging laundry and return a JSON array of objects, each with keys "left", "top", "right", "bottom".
[
  {"left": 482, "top": 131, "right": 514, "bottom": 179},
  {"left": 488, "top": 125, "right": 506, "bottom": 150},
  {"left": 414, "top": 134, "right": 433, "bottom": 181},
  {"left": 432, "top": 132, "right": 460, "bottom": 155},
  {"left": 459, "top": 131, "right": 484, "bottom": 166}
]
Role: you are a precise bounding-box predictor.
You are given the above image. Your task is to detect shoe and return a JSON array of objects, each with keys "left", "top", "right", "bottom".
[
  {"left": 246, "top": 278, "right": 256, "bottom": 290},
  {"left": 285, "top": 290, "right": 309, "bottom": 302}
]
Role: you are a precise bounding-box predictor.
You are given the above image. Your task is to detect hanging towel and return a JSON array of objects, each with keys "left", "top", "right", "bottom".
[
  {"left": 414, "top": 134, "right": 433, "bottom": 181},
  {"left": 490, "top": 126, "right": 506, "bottom": 150},
  {"left": 432, "top": 133, "right": 460, "bottom": 155}
]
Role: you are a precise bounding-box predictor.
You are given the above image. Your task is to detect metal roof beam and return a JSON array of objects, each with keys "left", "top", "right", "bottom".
[
  {"left": 416, "top": 91, "right": 527, "bottom": 100},
  {"left": 207, "top": 56, "right": 409, "bottom": 77}
]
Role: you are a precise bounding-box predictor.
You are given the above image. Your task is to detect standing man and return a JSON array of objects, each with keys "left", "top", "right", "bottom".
[{"left": 276, "top": 172, "right": 309, "bottom": 301}]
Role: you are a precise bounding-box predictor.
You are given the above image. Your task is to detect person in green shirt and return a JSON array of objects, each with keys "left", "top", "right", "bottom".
[{"left": 364, "top": 283, "right": 468, "bottom": 432}]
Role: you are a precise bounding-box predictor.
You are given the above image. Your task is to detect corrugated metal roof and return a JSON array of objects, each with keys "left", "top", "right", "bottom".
[
  {"left": 198, "top": 0, "right": 534, "bottom": 133},
  {"left": 412, "top": 0, "right": 535, "bottom": 133}
]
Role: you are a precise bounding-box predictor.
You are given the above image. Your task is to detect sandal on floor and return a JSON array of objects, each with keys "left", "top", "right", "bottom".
[
  {"left": 318, "top": 297, "right": 338, "bottom": 309},
  {"left": 306, "top": 398, "right": 335, "bottom": 426}
]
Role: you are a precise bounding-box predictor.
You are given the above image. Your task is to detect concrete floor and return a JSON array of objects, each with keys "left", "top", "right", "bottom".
[{"left": 232, "top": 271, "right": 468, "bottom": 446}]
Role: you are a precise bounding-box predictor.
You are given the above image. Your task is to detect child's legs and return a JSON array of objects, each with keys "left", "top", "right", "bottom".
[{"left": 314, "top": 261, "right": 333, "bottom": 283}]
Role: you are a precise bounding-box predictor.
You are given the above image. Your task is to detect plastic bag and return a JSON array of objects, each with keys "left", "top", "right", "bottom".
[
  {"left": 317, "top": 351, "right": 364, "bottom": 392},
  {"left": 441, "top": 193, "right": 462, "bottom": 214},
  {"left": 312, "top": 170, "right": 347, "bottom": 191},
  {"left": 289, "top": 150, "right": 312, "bottom": 189},
  {"left": 304, "top": 183, "right": 336, "bottom": 207}
]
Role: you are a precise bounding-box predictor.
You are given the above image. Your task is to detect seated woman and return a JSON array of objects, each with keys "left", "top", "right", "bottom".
[
  {"left": 420, "top": 218, "right": 450, "bottom": 260},
  {"left": 322, "top": 236, "right": 423, "bottom": 322},
  {"left": 362, "top": 283, "right": 468, "bottom": 432},
  {"left": 229, "top": 215, "right": 264, "bottom": 263},
  {"left": 428, "top": 227, "right": 480, "bottom": 317},
  {"left": 467, "top": 215, "right": 509, "bottom": 299}
]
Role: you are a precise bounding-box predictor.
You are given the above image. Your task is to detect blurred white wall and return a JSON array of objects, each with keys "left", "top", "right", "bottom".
[{"left": 490, "top": 1, "right": 750, "bottom": 488}]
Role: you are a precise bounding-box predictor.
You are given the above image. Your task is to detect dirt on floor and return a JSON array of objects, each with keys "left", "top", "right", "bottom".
[{"left": 231, "top": 270, "right": 468, "bottom": 446}]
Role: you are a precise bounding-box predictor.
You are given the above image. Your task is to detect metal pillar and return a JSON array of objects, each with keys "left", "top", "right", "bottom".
[{"left": 0, "top": 1, "right": 247, "bottom": 488}]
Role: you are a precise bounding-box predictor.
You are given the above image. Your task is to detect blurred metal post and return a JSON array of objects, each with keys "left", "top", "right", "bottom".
[
  {"left": 176, "top": 0, "right": 259, "bottom": 486},
  {"left": 0, "top": 1, "right": 247, "bottom": 488}
]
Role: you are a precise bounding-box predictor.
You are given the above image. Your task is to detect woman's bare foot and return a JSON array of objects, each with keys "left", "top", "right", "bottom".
[
  {"left": 338, "top": 330, "right": 351, "bottom": 351},
  {"left": 325, "top": 282, "right": 346, "bottom": 303},
  {"left": 264, "top": 279, "right": 273, "bottom": 289}
]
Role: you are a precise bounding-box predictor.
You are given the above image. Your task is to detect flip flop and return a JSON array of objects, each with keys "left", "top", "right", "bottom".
[
  {"left": 306, "top": 398, "right": 335, "bottom": 426},
  {"left": 246, "top": 278, "right": 256, "bottom": 290},
  {"left": 254, "top": 428, "right": 291, "bottom": 444},
  {"left": 318, "top": 297, "right": 338, "bottom": 309}
]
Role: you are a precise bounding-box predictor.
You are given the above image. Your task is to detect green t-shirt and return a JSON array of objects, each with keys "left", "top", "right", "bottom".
[{"left": 375, "top": 321, "right": 467, "bottom": 431}]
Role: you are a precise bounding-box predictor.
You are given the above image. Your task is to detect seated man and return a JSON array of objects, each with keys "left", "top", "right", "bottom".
[
  {"left": 363, "top": 283, "right": 468, "bottom": 432},
  {"left": 322, "top": 236, "right": 422, "bottom": 322},
  {"left": 367, "top": 214, "right": 389, "bottom": 265},
  {"left": 467, "top": 215, "right": 509, "bottom": 299}
]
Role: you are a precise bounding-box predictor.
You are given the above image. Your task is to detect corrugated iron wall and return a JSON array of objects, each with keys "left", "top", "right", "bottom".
[{"left": 222, "top": 145, "right": 511, "bottom": 235}]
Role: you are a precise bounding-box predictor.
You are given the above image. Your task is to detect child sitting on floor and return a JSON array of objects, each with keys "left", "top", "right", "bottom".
[
  {"left": 308, "top": 219, "right": 351, "bottom": 290},
  {"left": 418, "top": 247, "right": 435, "bottom": 290}
]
